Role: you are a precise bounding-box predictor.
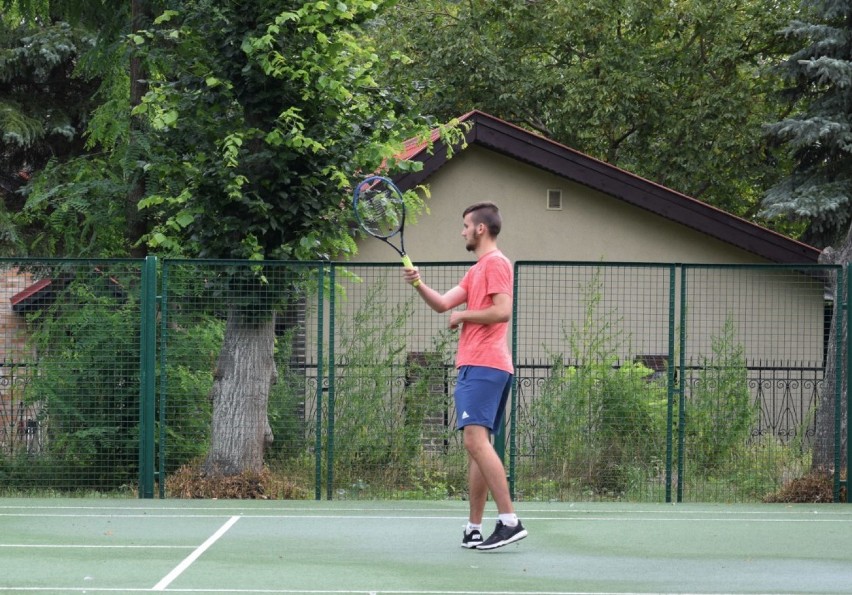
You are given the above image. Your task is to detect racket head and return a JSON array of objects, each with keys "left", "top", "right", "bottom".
[{"left": 353, "top": 176, "right": 406, "bottom": 239}]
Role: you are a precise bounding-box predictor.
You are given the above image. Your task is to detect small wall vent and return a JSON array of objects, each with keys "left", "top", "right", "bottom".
[{"left": 546, "top": 189, "right": 563, "bottom": 210}]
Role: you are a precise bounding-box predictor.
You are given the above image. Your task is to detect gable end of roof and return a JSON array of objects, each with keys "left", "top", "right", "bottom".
[{"left": 395, "top": 111, "right": 820, "bottom": 264}]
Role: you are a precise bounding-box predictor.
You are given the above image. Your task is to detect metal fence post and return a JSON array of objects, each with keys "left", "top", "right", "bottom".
[
  {"left": 157, "top": 261, "right": 170, "bottom": 499},
  {"left": 677, "top": 266, "right": 687, "bottom": 503},
  {"left": 326, "top": 264, "right": 336, "bottom": 500},
  {"left": 834, "top": 266, "right": 846, "bottom": 501},
  {"left": 314, "top": 264, "right": 324, "bottom": 500},
  {"left": 665, "top": 265, "right": 676, "bottom": 503},
  {"left": 138, "top": 255, "right": 157, "bottom": 498},
  {"left": 507, "top": 261, "right": 520, "bottom": 498},
  {"left": 846, "top": 264, "right": 851, "bottom": 502}
]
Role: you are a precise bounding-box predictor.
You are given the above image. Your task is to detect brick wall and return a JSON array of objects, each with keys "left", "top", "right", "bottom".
[{"left": 0, "top": 268, "right": 37, "bottom": 453}]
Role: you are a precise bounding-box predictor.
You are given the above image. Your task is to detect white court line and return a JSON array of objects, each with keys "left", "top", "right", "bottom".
[
  {"left": 0, "top": 590, "right": 790, "bottom": 595},
  {"left": 152, "top": 515, "right": 240, "bottom": 591},
  {"left": 0, "top": 513, "right": 249, "bottom": 518},
  {"left": 0, "top": 544, "right": 192, "bottom": 549},
  {"left": 3, "top": 502, "right": 852, "bottom": 515},
  {"left": 0, "top": 589, "right": 798, "bottom": 595},
  {"left": 2, "top": 512, "right": 852, "bottom": 524},
  {"left": 3, "top": 503, "right": 852, "bottom": 516}
]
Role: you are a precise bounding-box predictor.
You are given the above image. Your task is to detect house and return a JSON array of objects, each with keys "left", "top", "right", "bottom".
[
  {"left": 0, "top": 266, "right": 128, "bottom": 458},
  {"left": 354, "top": 110, "right": 819, "bottom": 265},
  {"left": 343, "top": 111, "right": 831, "bottom": 439},
  {"left": 0, "top": 267, "right": 39, "bottom": 455}
]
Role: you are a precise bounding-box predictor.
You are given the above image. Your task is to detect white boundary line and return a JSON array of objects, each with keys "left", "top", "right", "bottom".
[
  {"left": 0, "top": 590, "right": 791, "bottom": 595},
  {"left": 2, "top": 512, "right": 852, "bottom": 523},
  {"left": 0, "top": 544, "right": 192, "bottom": 549},
  {"left": 151, "top": 515, "right": 241, "bottom": 591},
  {"left": 0, "top": 589, "right": 798, "bottom": 595},
  {"left": 2, "top": 503, "right": 852, "bottom": 516}
]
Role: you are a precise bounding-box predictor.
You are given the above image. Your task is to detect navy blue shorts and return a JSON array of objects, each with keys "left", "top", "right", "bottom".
[{"left": 454, "top": 366, "right": 513, "bottom": 432}]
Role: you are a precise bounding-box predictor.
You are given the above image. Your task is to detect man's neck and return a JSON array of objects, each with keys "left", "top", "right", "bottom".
[{"left": 474, "top": 238, "right": 499, "bottom": 260}]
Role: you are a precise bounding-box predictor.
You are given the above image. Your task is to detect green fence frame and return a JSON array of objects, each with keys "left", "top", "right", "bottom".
[
  {"left": 138, "top": 256, "right": 158, "bottom": 498},
  {"left": 1, "top": 257, "right": 845, "bottom": 500},
  {"left": 4, "top": 256, "right": 840, "bottom": 502},
  {"left": 90, "top": 257, "right": 850, "bottom": 502},
  {"left": 675, "top": 263, "right": 845, "bottom": 503}
]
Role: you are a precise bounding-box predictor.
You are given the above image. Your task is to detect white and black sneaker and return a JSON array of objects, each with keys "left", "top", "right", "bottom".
[
  {"left": 477, "top": 520, "right": 528, "bottom": 550},
  {"left": 461, "top": 528, "right": 484, "bottom": 549}
]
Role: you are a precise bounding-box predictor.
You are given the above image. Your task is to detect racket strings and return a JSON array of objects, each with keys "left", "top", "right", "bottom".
[{"left": 356, "top": 186, "right": 403, "bottom": 238}]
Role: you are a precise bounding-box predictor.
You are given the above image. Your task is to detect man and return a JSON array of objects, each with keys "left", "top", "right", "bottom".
[{"left": 403, "top": 202, "right": 527, "bottom": 551}]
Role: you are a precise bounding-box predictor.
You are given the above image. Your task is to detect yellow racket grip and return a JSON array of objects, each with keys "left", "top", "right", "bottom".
[{"left": 401, "top": 255, "right": 421, "bottom": 287}]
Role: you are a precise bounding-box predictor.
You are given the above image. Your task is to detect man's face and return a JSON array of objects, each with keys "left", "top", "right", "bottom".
[{"left": 462, "top": 213, "right": 482, "bottom": 252}]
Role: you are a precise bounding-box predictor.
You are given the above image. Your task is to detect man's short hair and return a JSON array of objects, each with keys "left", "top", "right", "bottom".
[{"left": 463, "top": 202, "right": 502, "bottom": 238}]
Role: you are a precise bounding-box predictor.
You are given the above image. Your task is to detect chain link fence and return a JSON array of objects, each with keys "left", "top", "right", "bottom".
[
  {"left": 0, "top": 258, "right": 846, "bottom": 502},
  {"left": 0, "top": 259, "right": 144, "bottom": 494}
]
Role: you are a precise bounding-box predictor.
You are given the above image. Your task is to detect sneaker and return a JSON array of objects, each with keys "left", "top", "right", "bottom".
[
  {"left": 477, "top": 520, "right": 528, "bottom": 550},
  {"left": 461, "top": 528, "right": 484, "bottom": 549}
]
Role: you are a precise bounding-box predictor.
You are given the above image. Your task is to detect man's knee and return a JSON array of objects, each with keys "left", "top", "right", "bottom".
[{"left": 462, "top": 425, "right": 492, "bottom": 453}]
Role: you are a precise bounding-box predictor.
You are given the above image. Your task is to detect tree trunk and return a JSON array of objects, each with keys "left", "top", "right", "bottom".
[
  {"left": 127, "top": 0, "right": 150, "bottom": 257},
  {"left": 814, "top": 226, "right": 850, "bottom": 472},
  {"left": 203, "top": 309, "right": 277, "bottom": 476}
]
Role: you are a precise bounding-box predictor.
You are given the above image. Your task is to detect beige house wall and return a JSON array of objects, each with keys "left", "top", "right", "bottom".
[
  {"left": 344, "top": 146, "right": 825, "bottom": 368},
  {"left": 351, "top": 147, "right": 765, "bottom": 266}
]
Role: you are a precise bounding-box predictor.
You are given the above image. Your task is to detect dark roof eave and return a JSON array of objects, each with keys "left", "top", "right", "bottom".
[
  {"left": 395, "top": 110, "right": 820, "bottom": 265},
  {"left": 10, "top": 278, "right": 52, "bottom": 312}
]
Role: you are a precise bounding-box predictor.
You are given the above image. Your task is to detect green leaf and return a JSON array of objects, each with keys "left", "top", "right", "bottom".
[
  {"left": 160, "top": 110, "right": 178, "bottom": 126},
  {"left": 175, "top": 211, "right": 195, "bottom": 228},
  {"left": 154, "top": 10, "right": 180, "bottom": 25}
]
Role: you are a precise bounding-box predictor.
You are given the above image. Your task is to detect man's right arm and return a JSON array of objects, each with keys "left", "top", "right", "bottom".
[
  {"left": 403, "top": 267, "right": 467, "bottom": 313},
  {"left": 417, "top": 282, "right": 467, "bottom": 314}
]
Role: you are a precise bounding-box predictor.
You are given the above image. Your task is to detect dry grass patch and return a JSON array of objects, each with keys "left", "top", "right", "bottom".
[
  {"left": 763, "top": 470, "right": 846, "bottom": 503},
  {"left": 165, "top": 465, "right": 310, "bottom": 499}
]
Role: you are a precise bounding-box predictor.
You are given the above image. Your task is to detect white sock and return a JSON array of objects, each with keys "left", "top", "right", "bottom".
[
  {"left": 466, "top": 522, "right": 482, "bottom": 533},
  {"left": 498, "top": 513, "right": 518, "bottom": 527}
]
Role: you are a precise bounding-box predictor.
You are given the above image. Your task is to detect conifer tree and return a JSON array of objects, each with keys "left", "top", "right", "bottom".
[
  {"left": 762, "top": 1, "right": 851, "bottom": 473},
  {"left": 762, "top": 1, "right": 852, "bottom": 249},
  {"left": 0, "top": 19, "right": 100, "bottom": 252}
]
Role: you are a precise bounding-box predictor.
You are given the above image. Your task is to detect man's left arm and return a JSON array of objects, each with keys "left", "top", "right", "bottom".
[{"left": 449, "top": 292, "right": 512, "bottom": 328}]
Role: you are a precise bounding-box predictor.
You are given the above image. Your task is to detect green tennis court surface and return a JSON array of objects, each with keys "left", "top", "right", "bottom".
[{"left": 1, "top": 499, "right": 851, "bottom": 594}]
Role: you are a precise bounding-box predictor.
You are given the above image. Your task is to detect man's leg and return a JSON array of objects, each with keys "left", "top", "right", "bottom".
[
  {"left": 461, "top": 433, "right": 490, "bottom": 549},
  {"left": 468, "top": 458, "right": 487, "bottom": 525},
  {"left": 460, "top": 427, "right": 504, "bottom": 549},
  {"left": 463, "top": 425, "right": 513, "bottom": 514},
  {"left": 464, "top": 425, "right": 527, "bottom": 550}
]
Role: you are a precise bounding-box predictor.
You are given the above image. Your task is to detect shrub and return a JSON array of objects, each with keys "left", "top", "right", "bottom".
[
  {"left": 328, "top": 279, "right": 456, "bottom": 496},
  {"left": 528, "top": 268, "right": 667, "bottom": 497},
  {"left": 684, "top": 315, "right": 757, "bottom": 474}
]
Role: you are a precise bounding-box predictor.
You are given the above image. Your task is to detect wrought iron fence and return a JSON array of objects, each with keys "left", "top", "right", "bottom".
[{"left": 0, "top": 258, "right": 847, "bottom": 503}]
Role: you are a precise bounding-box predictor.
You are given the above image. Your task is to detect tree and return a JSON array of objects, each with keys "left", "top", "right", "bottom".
[
  {"left": 0, "top": 19, "right": 99, "bottom": 253},
  {"left": 133, "top": 0, "right": 430, "bottom": 475},
  {"left": 762, "top": 1, "right": 852, "bottom": 249},
  {"left": 373, "top": 0, "right": 801, "bottom": 229},
  {"left": 1, "top": 0, "right": 157, "bottom": 256},
  {"left": 761, "top": 0, "right": 851, "bottom": 472},
  {"left": 4, "top": 0, "right": 433, "bottom": 477}
]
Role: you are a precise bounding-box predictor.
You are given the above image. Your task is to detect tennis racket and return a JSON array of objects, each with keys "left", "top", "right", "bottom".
[{"left": 352, "top": 175, "right": 420, "bottom": 287}]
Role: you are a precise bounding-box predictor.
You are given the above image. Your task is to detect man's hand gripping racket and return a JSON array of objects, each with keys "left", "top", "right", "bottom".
[{"left": 353, "top": 175, "right": 421, "bottom": 287}]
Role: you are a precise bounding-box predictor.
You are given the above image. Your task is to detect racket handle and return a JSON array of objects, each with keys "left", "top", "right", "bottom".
[{"left": 401, "top": 255, "right": 421, "bottom": 287}]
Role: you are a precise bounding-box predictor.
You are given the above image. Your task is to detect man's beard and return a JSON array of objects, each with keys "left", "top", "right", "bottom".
[{"left": 465, "top": 230, "right": 481, "bottom": 252}]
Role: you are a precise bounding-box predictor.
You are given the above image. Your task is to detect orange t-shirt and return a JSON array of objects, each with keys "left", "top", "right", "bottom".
[{"left": 456, "top": 250, "right": 514, "bottom": 374}]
